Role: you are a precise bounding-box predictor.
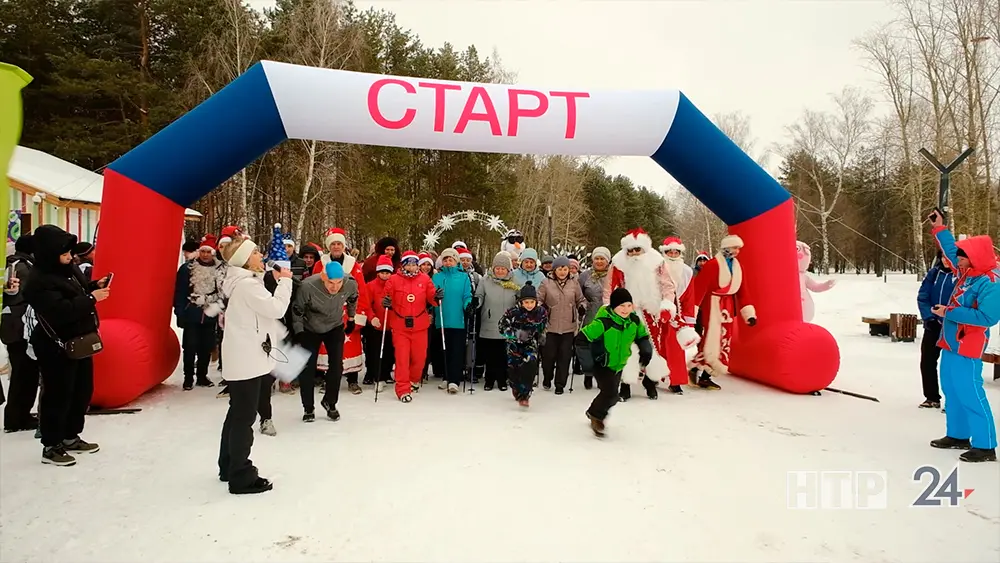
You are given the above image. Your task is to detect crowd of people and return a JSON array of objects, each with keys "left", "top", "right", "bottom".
[{"left": 1, "top": 209, "right": 997, "bottom": 493}]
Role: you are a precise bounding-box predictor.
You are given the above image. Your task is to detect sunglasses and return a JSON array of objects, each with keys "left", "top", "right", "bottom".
[
  {"left": 508, "top": 236, "right": 524, "bottom": 244},
  {"left": 626, "top": 248, "right": 643, "bottom": 255}
]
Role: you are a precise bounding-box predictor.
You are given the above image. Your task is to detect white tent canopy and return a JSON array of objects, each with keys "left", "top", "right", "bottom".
[{"left": 9, "top": 146, "right": 201, "bottom": 217}]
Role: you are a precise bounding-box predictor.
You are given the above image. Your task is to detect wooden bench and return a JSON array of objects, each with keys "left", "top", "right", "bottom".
[
  {"left": 862, "top": 316, "right": 890, "bottom": 337},
  {"left": 984, "top": 353, "right": 999, "bottom": 364}
]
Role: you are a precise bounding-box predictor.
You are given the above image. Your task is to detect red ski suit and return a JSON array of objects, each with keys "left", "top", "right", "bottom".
[{"left": 383, "top": 272, "right": 437, "bottom": 398}]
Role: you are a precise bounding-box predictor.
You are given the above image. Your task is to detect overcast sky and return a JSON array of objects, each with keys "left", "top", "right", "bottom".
[{"left": 246, "top": 0, "right": 897, "bottom": 196}]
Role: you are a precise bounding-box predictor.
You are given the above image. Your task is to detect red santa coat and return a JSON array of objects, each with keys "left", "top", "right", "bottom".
[
  {"left": 314, "top": 253, "right": 370, "bottom": 373},
  {"left": 687, "top": 253, "right": 756, "bottom": 376}
]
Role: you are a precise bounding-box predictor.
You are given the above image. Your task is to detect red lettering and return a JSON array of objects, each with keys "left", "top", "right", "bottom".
[
  {"left": 454, "top": 86, "right": 502, "bottom": 136},
  {"left": 507, "top": 89, "right": 549, "bottom": 137},
  {"left": 367, "top": 79, "right": 417, "bottom": 129},
  {"left": 417, "top": 81, "right": 462, "bottom": 132},
  {"left": 549, "top": 91, "right": 590, "bottom": 139}
]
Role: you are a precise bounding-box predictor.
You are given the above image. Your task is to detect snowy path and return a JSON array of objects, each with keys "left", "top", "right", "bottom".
[{"left": 2, "top": 274, "right": 998, "bottom": 562}]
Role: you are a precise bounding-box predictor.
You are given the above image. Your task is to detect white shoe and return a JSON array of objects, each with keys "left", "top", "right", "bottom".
[
  {"left": 439, "top": 380, "right": 448, "bottom": 390},
  {"left": 260, "top": 419, "right": 277, "bottom": 436},
  {"left": 447, "top": 383, "right": 459, "bottom": 394},
  {"left": 376, "top": 382, "right": 386, "bottom": 393}
]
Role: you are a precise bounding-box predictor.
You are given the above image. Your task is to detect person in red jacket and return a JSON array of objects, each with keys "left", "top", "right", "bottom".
[
  {"left": 363, "top": 255, "right": 395, "bottom": 388},
  {"left": 383, "top": 251, "right": 440, "bottom": 402}
]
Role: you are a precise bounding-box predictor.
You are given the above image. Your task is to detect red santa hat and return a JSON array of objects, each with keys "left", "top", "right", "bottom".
[
  {"left": 659, "top": 236, "right": 685, "bottom": 254},
  {"left": 199, "top": 233, "right": 218, "bottom": 254},
  {"left": 695, "top": 250, "right": 710, "bottom": 261},
  {"left": 376, "top": 254, "right": 395, "bottom": 272},
  {"left": 418, "top": 252, "right": 434, "bottom": 266},
  {"left": 455, "top": 245, "right": 473, "bottom": 260},
  {"left": 324, "top": 227, "right": 347, "bottom": 249},
  {"left": 218, "top": 225, "right": 242, "bottom": 246},
  {"left": 720, "top": 234, "right": 744, "bottom": 249},
  {"left": 620, "top": 228, "right": 653, "bottom": 252},
  {"left": 401, "top": 250, "right": 420, "bottom": 265}
]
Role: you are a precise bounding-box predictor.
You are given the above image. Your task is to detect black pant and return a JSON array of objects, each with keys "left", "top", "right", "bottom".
[
  {"left": 509, "top": 359, "right": 538, "bottom": 400},
  {"left": 35, "top": 337, "right": 93, "bottom": 448},
  {"left": 182, "top": 318, "right": 217, "bottom": 381},
  {"left": 218, "top": 376, "right": 262, "bottom": 488},
  {"left": 478, "top": 338, "right": 508, "bottom": 387},
  {"left": 920, "top": 321, "right": 942, "bottom": 402},
  {"left": 298, "top": 325, "right": 345, "bottom": 412},
  {"left": 542, "top": 332, "right": 574, "bottom": 389},
  {"left": 3, "top": 340, "right": 39, "bottom": 430},
  {"left": 429, "top": 327, "right": 445, "bottom": 378},
  {"left": 258, "top": 375, "right": 274, "bottom": 420},
  {"left": 363, "top": 326, "right": 394, "bottom": 382},
  {"left": 443, "top": 328, "right": 466, "bottom": 385},
  {"left": 587, "top": 364, "right": 622, "bottom": 421}
]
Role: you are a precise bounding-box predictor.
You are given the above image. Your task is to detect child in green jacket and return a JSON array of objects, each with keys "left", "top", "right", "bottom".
[{"left": 579, "top": 288, "right": 652, "bottom": 437}]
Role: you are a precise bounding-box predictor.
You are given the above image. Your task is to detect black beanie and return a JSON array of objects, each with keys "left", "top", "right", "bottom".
[
  {"left": 609, "top": 287, "right": 633, "bottom": 310},
  {"left": 72, "top": 241, "right": 94, "bottom": 258},
  {"left": 956, "top": 248, "right": 968, "bottom": 260},
  {"left": 518, "top": 280, "right": 537, "bottom": 301}
]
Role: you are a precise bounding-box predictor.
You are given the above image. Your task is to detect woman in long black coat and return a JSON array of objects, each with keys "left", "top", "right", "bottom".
[{"left": 23, "top": 225, "right": 110, "bottom": 467}]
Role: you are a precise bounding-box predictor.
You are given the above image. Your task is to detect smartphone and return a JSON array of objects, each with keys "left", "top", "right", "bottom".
[{"left": 105, "top": 272, "right": 114, "bottom": 288}]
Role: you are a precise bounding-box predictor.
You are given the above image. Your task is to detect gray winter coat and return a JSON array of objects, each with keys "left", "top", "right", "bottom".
[
  {"left": 475, "top": 273, "right": 520, "bottom": 339},
  {"left": 578, "top": 268, "right": 610, "bottom": 325},
  {"left": 291, "top": 275, "right": 358, "bottom": 335}
]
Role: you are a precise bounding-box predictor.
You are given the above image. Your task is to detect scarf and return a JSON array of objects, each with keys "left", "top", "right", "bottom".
[{"left": 491, "top": 273, "right": 520, "bottom": 292}]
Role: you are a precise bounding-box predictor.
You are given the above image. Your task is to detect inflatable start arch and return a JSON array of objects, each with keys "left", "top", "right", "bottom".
[{"left": 92, "top": 61, "right": 840, "bottom": 407}]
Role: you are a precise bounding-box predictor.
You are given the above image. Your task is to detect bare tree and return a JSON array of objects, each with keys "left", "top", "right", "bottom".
[{"left": 785, "top": 88, "right": 874, "bottom": 274}]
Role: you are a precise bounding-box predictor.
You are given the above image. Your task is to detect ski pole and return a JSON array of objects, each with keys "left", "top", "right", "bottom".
[
  {"left": 374, "top": 307, "right": 389, "bottom": 403},
  {"left": 467, "top": 308, "right": 478, "bottom": 394},
  {"left": 439, "top": 304, "right": 449, "bottom": 389}
]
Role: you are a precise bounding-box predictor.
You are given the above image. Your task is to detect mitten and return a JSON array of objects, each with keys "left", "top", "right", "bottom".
[
  {"left": 382, "top": 295, "right": 392, "bottom": 309},
  {"left": 345, "top": 320, "right": 356, "bottom": 335},
  {"left": 434, "top": 287, "right": 444, "bottom": 301},
  {"left": 676, "top": 325, "right": 700, "bottom": 349}
]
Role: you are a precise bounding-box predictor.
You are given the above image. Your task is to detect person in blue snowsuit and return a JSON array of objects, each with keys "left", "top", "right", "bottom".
[
  {"left": 916, "top": 250, "right": 956, "bottom": 408},
  {"left": 927, "top": 209, "right": 999, "bottom": 463}
]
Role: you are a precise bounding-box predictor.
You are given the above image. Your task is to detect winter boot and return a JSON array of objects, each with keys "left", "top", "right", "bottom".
[
  {"left": 642, "top": 376, "right": 658, "bottom": 400},
  {"left": 183, "top": 376, "right": 194, "bottom": 391},
  {"left": 688, "top": 367, "right": 700, "bottom": 385},
  {"left": 230, "top": 477, "right": 273, "bottom": 495},
  {"left": 555, "top": 387, "right": 565, "bottom": 395},
  {"left": 196, "top": 377, "right": 215, "bottom": 388},
  {"left": 348, "top": 382, "right": 363, "bottom": 395},
  {"left": 484, "top": 380, "right": 495, "bottom": 391},
  {"left": 42, "top": 445, "right": 76, "bottom": 466},
  {"left": 586, "top": 412, "right": 605, "bottom": 437},
  {"left": 959, "top": 448, "right": 997, "bottom": 463},
  {"left": 302, "top": 410, "right": 316, "bottom": 423},
  {"left": 543, "top": 380, "right": 552, "bottom": 391},
  {"left": 930, "top": 436, "right": 971, "bottom": 449},
  {"left": 697, "top": 374, "right": 721, "bottom": 390},
  {"left": 260, "top": 419, "right": 277, "bottom": 436},
  {"left": 447, "top": 383, "right": 459, "bottom": 395},
  {"left": 583, "top": 375, "right": 593, "bottom": 390},
  {"left": 62, "top": 437, "right": 100, "bottom": 454},
  {"left": 668, "top": 385, "right": 684, "bottom": 395},
  {"left": 498, "top": 380, "right": 508, "bottom": 391},
  {"left": 321, "top": 398, "right": 340, "bottom": 421},
  {"left": 619, "top": 382, "right": 631, "bottom": 402}
]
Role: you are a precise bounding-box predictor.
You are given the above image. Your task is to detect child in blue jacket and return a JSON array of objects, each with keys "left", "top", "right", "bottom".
[
  {"left": 916, "top": 250, "right": 956, "bottom": 408},
  {"left": 927, "top": 209, "right": 999, "bottom": 463},
  {"left": 433, "top": 248, "right": 472, "bottom": 394}
]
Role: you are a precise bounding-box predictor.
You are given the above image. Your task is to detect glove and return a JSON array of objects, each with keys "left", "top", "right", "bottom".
[
  {"left": 382, "top": 295, "right": 392, "bottom": 309},
  {"left": 175, "top": 316, "right": 186, "bottom": 329},
  {"left": 577, "top": 305, "right": 587, "bottom": 320},
  {"left": 636, "top": 335, "right": 653, "bottom": 366},
  {"left": 465, "top": 303, "right": 474, "bottom": 317},
  {"left": 471, "top": 296, "right": 480, "bottom": 309},
  {"left": 747, "top": 317, "right": 757, "bottom": 327},
  {"left": 923, "top": 318, "right": 940, "bottom": 329},
  {"left": 590, "top": 339, "right": 607, "bottom": 367},
  {"left": 434, "top": 287, "right": 444, "bottom": 301},
  {"left": 345, "top": 320, "right": 356, "bottom": 335}
]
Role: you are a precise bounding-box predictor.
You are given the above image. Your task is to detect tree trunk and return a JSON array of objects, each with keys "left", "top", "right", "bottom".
[
  {"left": 294, "top": 140, "right": 318, "bottom": 240},
  {"left": 819, "top": 213, "right": 831, "bottom": 275}
]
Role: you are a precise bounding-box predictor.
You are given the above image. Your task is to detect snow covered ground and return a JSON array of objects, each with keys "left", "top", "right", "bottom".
[{"left": 1, "top": 273, "right": 998, "bottom": 563}]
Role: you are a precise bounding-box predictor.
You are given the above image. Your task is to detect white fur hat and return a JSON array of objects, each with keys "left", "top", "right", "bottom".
[
  {"left": 620, "top": 228, "right": 653, "bottom": 252},
  {"left": 659, "top": 236, "right": 685, "bottom": 253},
  {"left": 720, "top": 234, "right": 744, "bottom": 249}
]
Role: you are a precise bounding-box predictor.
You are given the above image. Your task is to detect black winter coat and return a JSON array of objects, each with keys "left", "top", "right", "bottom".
[{"left": 22, "top": 226, "right": 100, "bottom": 343}]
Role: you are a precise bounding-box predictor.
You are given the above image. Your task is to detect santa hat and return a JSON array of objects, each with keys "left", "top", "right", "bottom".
[
  {"left": 219, "top": 225, "right": 242, "bottom": 246},
  {"left": 376, "top": 254, "right": 395, "bottom": 272},
  {"left": 452, "top": 241, "right": 467, "bottom": 249},
  {"left": 695, "top": 250, "right": 710, "bottom": 261},
  {"left": 324, "top": 227, "right": 347, "bottom": 249},
  {"left": 400, "top": 250, "right": 419, "bottom": 265},
  {"left": 620, "top": 228, "right": 653, "bottom": 252},
  {"left": 455, "top": 245, "right": 473, "bottom": 260},
  {"left": 720, "top": 234, "right": 744, "bottom": 249},
  {"left": 659, "top": 236, "right": 685, "bottom": 254},
  {"left": 418, "top": 252, "right": 434, "bottom": 266},
  {"left": 199, "top": 233, "right": 218, "bottom": 254}
]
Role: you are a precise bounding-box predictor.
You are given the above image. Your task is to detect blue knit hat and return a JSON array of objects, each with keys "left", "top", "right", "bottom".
[{"left": 325, "top": 261, "right": 344, "bottom": 280}]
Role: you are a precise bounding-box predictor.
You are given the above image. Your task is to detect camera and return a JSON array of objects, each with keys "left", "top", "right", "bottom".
[{"left": 404, "top": 316, "right": 414, "bottom": 329}]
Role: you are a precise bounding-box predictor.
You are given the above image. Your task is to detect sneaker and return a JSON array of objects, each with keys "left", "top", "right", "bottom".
[
  {"left": 484, "top": 383, "right": 495, "bottom": 391},
  {"left": 919, "top": 400, "right": 941, "bottom": 408},
  {"left": 959, "top": 448, "right": 997, "bottom": 463},
  {"left": 260, "top": 419, "right": 277, "bottom": 436},
  {"left": 668, "top": 385, "right": 684, "bottom": 395},
  {"left": 321, "top": 399, "right": 340, "bottom": 421},
  {"left": 62, "top": 437, "right": 100, "bottom": 454},
  {"left": 230, "top": 476, "right": 273, "bottom": 495},
  {"left": 183, "top": 380, "right": 194, "bottom": 391},
  {"left": 279, "top": 382, "right": 295, "bottom": 394},
  {"left": 543, "top": 382, "right": 552, "bottom": 391},
  {"left": 216, "top": 386, "right": 230, "bottom": 398},
  {"left": 438, "top": 380, "right": 448, "bottom": 390},
  {"left": 497, "top": 382, "right": 508, "bottom": 391},
  {"left": 302, "top": 410, "right": 316, "bottom": 423},
  {"left": 554, "top": 387, "right": 564, "bottom": 395},
  {"left": 930, "top": 436, "right": 971, "bottom": 449},
  {"left": 196, "top": 378, "right": 215, "bottom": 388},
  {"left": 688, "top": 368, "right": 700, "bottom": 385},
  {"left": 447, "top": 383, "right": 459, "bottom": 394},
  {"left": 400, "top": 394, "right": 413, "bottom": 403},
  {"left": 348, "top": 382, "right": 363, "bottom": 395},
  {"left": 697, "top": 375, "right": 721, "bottom": 390},
  {"left": 586, "top": 412, "right": 605, "bottom": 437},
  {"left": 42, "top": 445, "right": 76, "bottom": 466},
  {"left": 618, "top": 382, "right": 631, "bottom": 402},
  {"left": 518, "top": 398, "right": 530, "bottom": 408},
  {"left": 407, "top": 383, "right": 417, "bottom": 394}
]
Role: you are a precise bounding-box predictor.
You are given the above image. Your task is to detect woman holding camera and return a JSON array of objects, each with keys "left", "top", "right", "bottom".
[{"left": 219, "top": 237, "right": 292, "bottom": 494}]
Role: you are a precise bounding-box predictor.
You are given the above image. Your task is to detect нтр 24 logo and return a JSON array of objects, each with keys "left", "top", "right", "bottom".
[{"left": 911, "top": 465, "right": 974, "bottom": 507}]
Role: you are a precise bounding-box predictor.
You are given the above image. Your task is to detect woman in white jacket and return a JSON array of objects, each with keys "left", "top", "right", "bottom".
[{"left": 218, "top": 237, "right": 292, "bottom": 495}]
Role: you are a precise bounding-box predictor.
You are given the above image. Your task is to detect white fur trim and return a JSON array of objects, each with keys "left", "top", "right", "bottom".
[
  {"left": 282, "top": 239, "right": 295, "bottom": 247},
  {"left": 676, "top": 325, "right": 700, "bottom": 350},
  {"left": 720, "top": 234, "right": 744, "bottom": 249},
  {"left": 659, "top": 242, "right": 686, "bottom": 253},
  {"left": 623, "top": 342, "right": 669, "bottom": 384},
  {"left": 376, "top": 263, "right": 394, "bottom": 273},
  {"left": 229, "top": 239, "right": 256, "bottom": 268},
  {"left": 419, "top": 256, "right": 434, "bottom": 266},
  {"left": 219, "top": 236, "right": 232, "bottom": 245},
  {"left": 620, "top": 232, "right": 653, "bottom": 252},
  {"left": 325, "top": 231, "right": 346, "bottom": 248},
  {"left": 354, "top": 313, "right": 367, "bottom": 326},
  {"left": 203, "top": 301, "right": 224, "bottom": 318},
  {"left": 610, "top": 250, "right": 667, "bottom": 314},
  {"left": 457, "top": 250, "right": 473, "bottom": 260},
  {"left": 342, "top": 254, "right": 357, "bottom": 275},
  {"left": 452, "top": 241, "right": 467, "bottom": 249},
  {"left": 740, "top": 305, "right": 756, "bottom": 322},
  {"left": 659, "top": 299, "right": 677, "bottom": 317}
]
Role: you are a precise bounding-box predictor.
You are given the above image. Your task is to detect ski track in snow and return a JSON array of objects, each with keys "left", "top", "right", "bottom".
[{"left": 1, "top": 274, "right": 998, "bottom": 562}]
